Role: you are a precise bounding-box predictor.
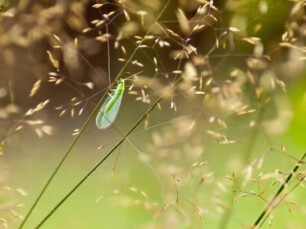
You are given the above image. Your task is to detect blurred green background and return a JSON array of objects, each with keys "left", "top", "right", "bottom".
[{"left": 0, "top": 0, "right": 305, "bottom": 228}]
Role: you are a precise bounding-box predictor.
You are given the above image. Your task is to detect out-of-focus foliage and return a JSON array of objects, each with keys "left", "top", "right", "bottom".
[{"left": 0, "top": 0, "right": 305, "bottom": 228}]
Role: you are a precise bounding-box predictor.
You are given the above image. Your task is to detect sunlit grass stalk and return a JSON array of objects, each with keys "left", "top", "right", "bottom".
[
  {"left": 34, "top": 96, "right": 163, "bottom": 228},
  {"left": 253, "top": 176, "right": 305, "bottom": 229},
  {"left": 258, "top": 176, "right": 305, "bottom": 228},
  {"left": 18, "top": 1, "right": 171, "bottom": 228},
  {"left": 253, "top": 151, "right": 306, "bottom": 228}
]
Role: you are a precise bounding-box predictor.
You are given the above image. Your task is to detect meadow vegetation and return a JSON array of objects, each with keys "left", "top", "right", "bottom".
[{"left": 0, "top": 0, "right": 305, "bottom": 228}]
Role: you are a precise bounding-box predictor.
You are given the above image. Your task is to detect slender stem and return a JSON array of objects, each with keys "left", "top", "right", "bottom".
[
  {"left": 18, "top": 1, "right": 171, "bottom": 228},
  {"left": 258, "top": 175, "right": 305, "bottom": 228},
  {"left": 253, "top": 151, "right": 306, "bottom": 228},
  {"left": 106, "top": 24, "right": 111, "bottom": 85},
  {"left": 18, "top": 102, "right": 97, "bottom": 229},
  {"left": 35, "top": 97, "right": 163, "bottom": 228}
]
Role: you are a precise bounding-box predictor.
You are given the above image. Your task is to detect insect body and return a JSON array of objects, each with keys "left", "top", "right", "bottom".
[{"left": 96, "top": 80, "right": 125, "bottom": 129}]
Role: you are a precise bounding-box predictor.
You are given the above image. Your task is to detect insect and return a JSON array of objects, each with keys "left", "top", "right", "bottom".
[{"left": 96, "top": 79, "right": 125, "bottom": 129}]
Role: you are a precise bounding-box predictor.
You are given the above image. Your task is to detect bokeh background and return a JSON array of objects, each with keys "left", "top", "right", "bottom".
[{"left": 0, "top": 0, "right": 305, "bottom": 228}]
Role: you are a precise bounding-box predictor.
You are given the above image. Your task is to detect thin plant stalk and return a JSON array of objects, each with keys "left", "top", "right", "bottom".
[
  {"left": 258, "top": 175, "right": 305, "bottom": 228},
  {"left": 35, "top": 97, "right": 163, "bottom": 229},
  {"left": 253, "top": 151, "right": 306, "bottom": 228},
  {"left": 18, "top": 1, "right": 171, "bottom": 228}
]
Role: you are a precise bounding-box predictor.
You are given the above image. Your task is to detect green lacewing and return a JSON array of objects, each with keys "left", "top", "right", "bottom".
[{"left": 96, "top": 80, "right": 125, "bottom": 129}]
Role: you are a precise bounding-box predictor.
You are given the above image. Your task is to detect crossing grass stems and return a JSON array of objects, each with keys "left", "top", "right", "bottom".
[{"left": 18, "top": 1, "right": 172, "bottom": 228}]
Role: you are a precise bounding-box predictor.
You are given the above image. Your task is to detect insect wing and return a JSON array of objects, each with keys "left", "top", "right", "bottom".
[
  {"left": 100, "top": 92, "right": 123, "bottom": 129},
  {"left": 96, "top": 95, "right": 112, "bottom": 129}
]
